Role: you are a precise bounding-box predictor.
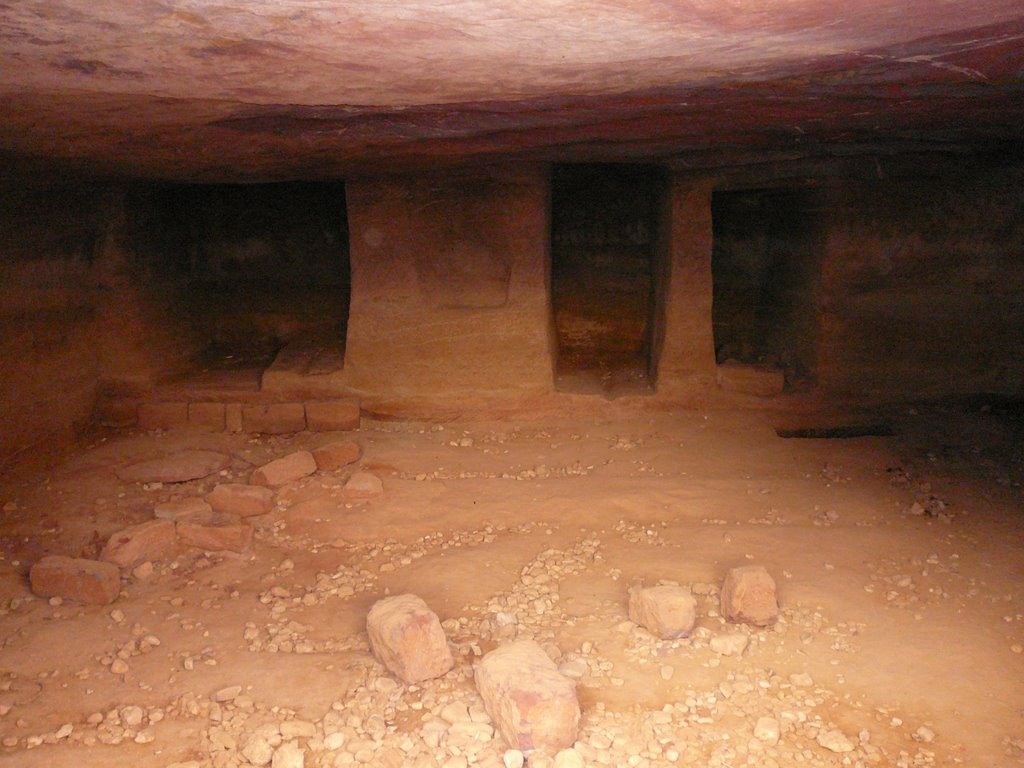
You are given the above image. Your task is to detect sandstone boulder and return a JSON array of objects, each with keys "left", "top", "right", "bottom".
[
  {"left": 100, "top": 519, "right": 176, "bottom": 568},
  {"left": 177, "top": 513, "right": 253, "bottom": 553},
  {"left": 475, "top": 640, "right": 580, "bottom": 753},
  {"left": 30, "top": 555, "right": 121, "bottom": 604},
  {"left": 251, "top": 451, "right": 317, "bottom": 488},
  {"left": 312, "top": 440, "right": 362, "bottom": 471},
  {"left": 366, "top": 594, "right": 453, "bottom": 683},
  {"left": 628, "top": 584, "right": 697, "bottom": 639},
  {"left": 344, "top": 471, "right": 383, "bottom": 499},
  {"left": 720, "top": 565, "right": 779, "bottom": 626},
  {"left": 207, "top": 483, "right": 275, "bottom": 517},
  {"left": 154, "top": 497, "right": 213, "bottom": 522}
]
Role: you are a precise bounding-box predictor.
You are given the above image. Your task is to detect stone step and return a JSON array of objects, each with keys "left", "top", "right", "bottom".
[
  {"left": 95, "top": 397, "right": 360, "bottom": 434},
  {"left": 260, "top": 339, "right": 348, "bottom": 399}
]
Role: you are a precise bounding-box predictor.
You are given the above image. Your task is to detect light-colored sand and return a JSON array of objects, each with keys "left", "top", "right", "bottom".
[{"left": 0, "top": 405, "right": 1021, "bottom": 767}]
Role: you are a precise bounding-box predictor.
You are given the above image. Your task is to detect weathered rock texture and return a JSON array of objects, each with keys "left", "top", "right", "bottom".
[
  {"left": 475, "top": 640, "right": 581, "bottom": 753},
  {"left": 177, "top": 515, "right": 253, "bottom": 553},
  {"left": 242, "top": 404, "right": 306, "bottom": 434},
  {"left": 628, "top": 585, "right": 697, "bottom": 639},
  {"left": 100, "top": 519, "right": 177, "bottom": 569},
  {"left": 366, "top": 594, "right": 454, "bottom": 684},
  {"left": 207, "top": 484, "right": 275, "bottom": 517},
  {"left": 251, "top": 451, "right": 317, "bottom": 488},
  {"left": 154, "top": 497, "right": 213, "bottom": 522},
  {"left": 116, "top": 450, "right": 231, "bottom": 484},
  {"left": 0, "top": 2, "right": 1020, "bottom": 181},
  {"left": 305, "top": 401, "right": 360, "bottom": 432},
  {"left": 312, "top": 441, "right": 362, "bottom": 471},
  {"left": 345, "top": 172, "right": 554, "bottom": 400},
  {"left": 721, "top": 565, "right": 779, "bottom": 627},
  {"left": 29, "top": 555, "right": 121, "bottom": 605},
  {"left": 344, "top": 471, "right": 383, "bottom": 499}
]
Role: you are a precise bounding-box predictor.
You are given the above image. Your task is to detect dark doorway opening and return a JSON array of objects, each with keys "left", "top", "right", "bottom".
[
  {"left": 127, "top": 182, "right": 350, "bottom": 385},
  {"left": 550, "top": 164, "right": 664, "bottom": 397},
  {"left": 711, "top": 188, "right": 820, "bottom": 389}
]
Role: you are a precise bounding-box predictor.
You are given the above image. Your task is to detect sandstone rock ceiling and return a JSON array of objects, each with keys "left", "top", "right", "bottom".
[{"left": 0, "top": 1, "right": 1022, "bottom": 181}]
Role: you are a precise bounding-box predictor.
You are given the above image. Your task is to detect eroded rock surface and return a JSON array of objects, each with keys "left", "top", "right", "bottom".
[
  {"left": 366, "top": 594, "right": 453, "bottom": 684},
  {"left": 475, "top": 640, "right": 580, "bottom": 753}
]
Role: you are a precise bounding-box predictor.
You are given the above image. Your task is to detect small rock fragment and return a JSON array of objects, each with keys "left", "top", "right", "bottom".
[
  {"left": 251, "top": 451, "right": 317, "bottom": 488},
  {"left": 628, "top": 584, "right": 697, "bottom": 639},
  {"left": 475, "top": 640, "right": 580, "bottom": 753},
  {"left": 214, "top": 685, "right": 242, "bottom": 702},
  {"left": 366, "top": 594, "right": 453, "bottom": 683},
  {"left": 272, "top": 741, "right": 305, "bottom": 768},
  {"left": 754, "top": 716, "right": 780, "bottom": 745},
  {"left": 710, "top": 632, "right": 749, "bottom": 656},
  {"left": 721, "top": 565, "right": 779, "bottom": 626},
  {"left": 131, "top": 561, "right": 154, "bottom": 580},
  {"left": 243, "top": 734, "right": 275, "bottom": 765},
  {"left": 817, "top": 729, "right": 855, "bottom": 753},
  {"left": 344, "top": 471, "right": 383, "bottom": 499},
  {"left": 553, "top": 748, "right": 585, "bottom": 768},
  {"left": 503, "top": 750, "right": 525, "bottom": 768},
  {"left": 29, "top": 556, "right": 121, "bottom": 605}
]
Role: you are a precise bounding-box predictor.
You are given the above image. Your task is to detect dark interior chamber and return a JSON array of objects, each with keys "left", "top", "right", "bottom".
[
  {"left": 126, "top": 182, "right": 351, "bottom": 373},
  {"left": 550, "top": 164, "right": 664, "bottom": 395},
  {"left": 711, "top": 188, "right": 820, "bottom": 387}
]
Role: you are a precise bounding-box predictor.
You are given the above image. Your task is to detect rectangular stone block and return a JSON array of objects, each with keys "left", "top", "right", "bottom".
[
  {"left": 305, "top": 400, "right": 360, "bottom": 431},
  {"left": 312, "top": 440, "right": 362, "bottom": 471},
  {"left": 367, "top": 594, "right": 453, "bottom": 684},
  {"left": 30, "top": 555, "right": 121, "bottom": 605},
  {"left": 188, "top": 402, "right": 226, "bottom": 431},
  {"left": 177, "top": 515, "right": 253, "bottom": 553},
  {"left": 475, "top": 640, "right": 580, "bottom": 752},
  {"left": 138, "top": 402, "right": 189, "bottom": 430},
  {"left": 242, "top": 403, "right": 306, "bottom": 434},
  {"left": 721, "top": 565, "right": 779, "bottom": 626},
  {"left": 628, "top": 584, "right": 697, "bottom": 640},
  {"left": 154, "top": 497, "right": 213, "bottom": 522},
  {"left": 250, "top": 451, "right": 317, "bottom": 488},
  {"left": 100, "top": 519, "right": 177, "bottom": 569},
  {"left": 207, "top": 483, "right": 274, "bottom": 517}
]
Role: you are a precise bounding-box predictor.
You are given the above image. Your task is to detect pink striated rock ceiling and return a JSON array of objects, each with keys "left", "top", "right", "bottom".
[{"left": 0, "top": 0, "right": 1022, "bottom": 181}]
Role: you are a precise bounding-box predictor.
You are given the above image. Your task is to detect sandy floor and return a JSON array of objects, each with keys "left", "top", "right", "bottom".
[{"left": 0, "top": 402, "right": 1022, "bottom": 767}]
